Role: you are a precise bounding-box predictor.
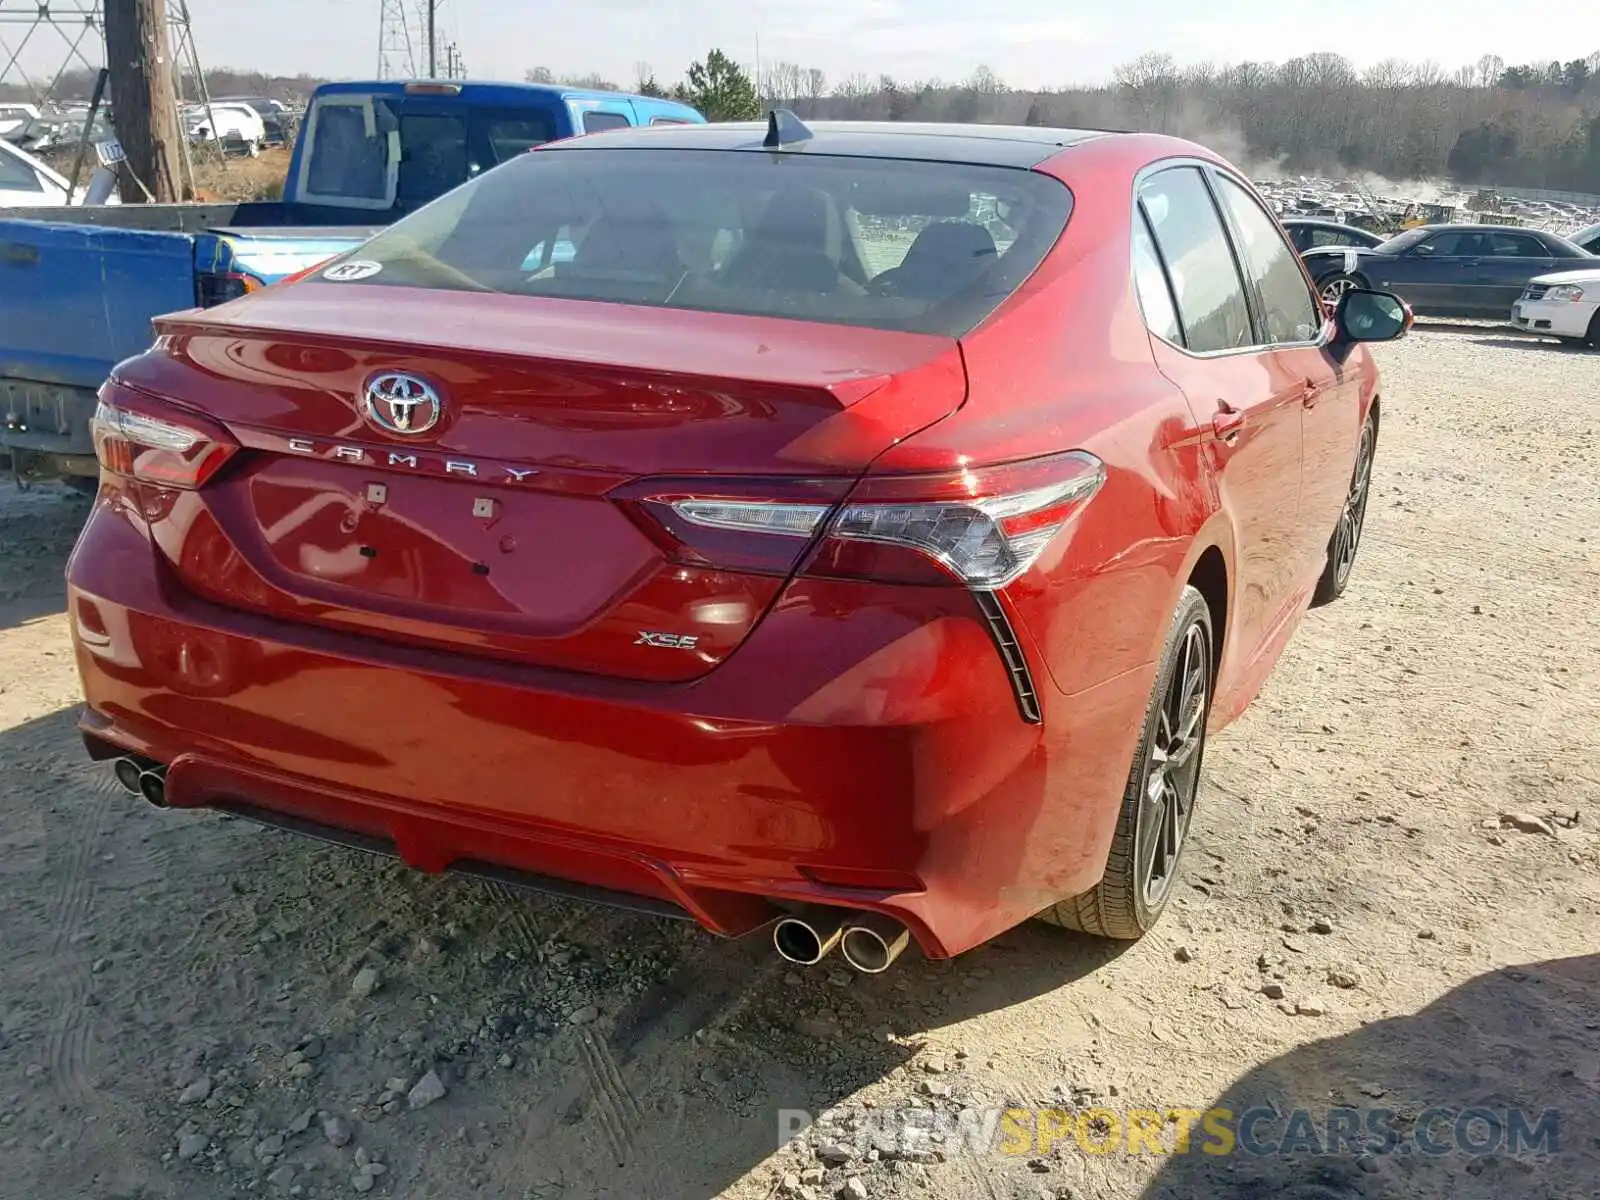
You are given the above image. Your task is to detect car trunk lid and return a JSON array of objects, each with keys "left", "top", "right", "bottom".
[{"left": 126, "top": 285, "right": 967, "bottom": 681}]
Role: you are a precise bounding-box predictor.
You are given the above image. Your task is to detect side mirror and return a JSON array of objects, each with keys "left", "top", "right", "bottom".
[
  {"left": 1409, "top": 243, "right": 1435, "bottom": 257},
  {"left": 1334, "top": 288, "right": 1412, "bottom": 344}
]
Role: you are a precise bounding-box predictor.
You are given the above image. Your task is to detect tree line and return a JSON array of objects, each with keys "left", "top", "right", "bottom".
[
  {"left": 10, "top": 47, "right": 1600, "bottom": 193},
  {"left": 537, "top": 48, "right": 1600, "bottom": 193}
]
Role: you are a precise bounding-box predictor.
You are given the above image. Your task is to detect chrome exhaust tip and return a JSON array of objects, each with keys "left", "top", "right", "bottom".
[
  {"left": 137, "top": 768, "right": 168, "bottom": 809},
  {"left": 840, "top": 913, "right": 911, "bottom": 974},
  {"left": 112, "top": 757, "right": 146, "bottom": 795},
  {"left": 772, "top": 906, "right": 846, "bottom": 966}
]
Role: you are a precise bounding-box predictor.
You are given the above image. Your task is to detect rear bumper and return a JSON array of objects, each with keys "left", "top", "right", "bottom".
[
  {"left": 67, "top": 489, "right": 1153, "bottom": 958},
  {"left": 1, "top": 378, "right": 99, "bottom": 479}
]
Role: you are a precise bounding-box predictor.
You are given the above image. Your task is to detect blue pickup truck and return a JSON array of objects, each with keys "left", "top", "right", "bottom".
[{"left": 0, "top": 79, "right": 703, "bottom": 485}]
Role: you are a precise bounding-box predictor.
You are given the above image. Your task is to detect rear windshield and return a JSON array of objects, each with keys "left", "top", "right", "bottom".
[
  {"left": 326, "top": 148, "right": 1074, "bottom": 336},
  {"left": 300, "top": 96, "right": 561, "bottom": 211}
]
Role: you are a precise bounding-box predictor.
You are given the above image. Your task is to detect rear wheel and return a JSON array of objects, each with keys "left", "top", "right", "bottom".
[
  {"left": 1038, "top": 585, "right": 1212, "bottom": 939},
  {"left": 1318, "top": 273, "right": 1364, "bottom": 308},
  {"left": 1312, "top": 412, "right": 1377, "bottom": 606}
]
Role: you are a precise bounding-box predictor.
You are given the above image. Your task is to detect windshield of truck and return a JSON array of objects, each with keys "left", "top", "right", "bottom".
[
  {"left": 319, "top": 147, "right": 1073, "bottom": 337},
  {"left": 299, "top": 95, "right": 560, "bottom": 211}
]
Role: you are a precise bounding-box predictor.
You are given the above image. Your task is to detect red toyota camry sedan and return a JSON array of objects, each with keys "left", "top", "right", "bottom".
[{"left": 69, "top": 116, "right": 1409, "bottom": 970}]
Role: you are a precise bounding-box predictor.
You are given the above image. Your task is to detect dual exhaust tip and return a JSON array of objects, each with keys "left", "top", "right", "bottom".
[
  {"left": 773, "top": 906, "right": 911, "bottom": 974},
  {"left": 112, "top": 757, "right": 167, "bottom": 807}
]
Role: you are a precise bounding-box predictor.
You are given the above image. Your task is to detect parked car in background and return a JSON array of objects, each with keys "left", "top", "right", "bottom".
[
  {"left": 0, "top": 79, "right": 704, "bottom": 486},
  {"left": 1510, "top": 266, "right": 1600, "bottom": 347},
  {"left": 188, "top": 101, "right": 268, "bottom": 155},
  {"left": 68, "top": 117, "right": 1409, "bottom": 968},
  {"left": 214, "top": 95, "right": 294, "bottom": 146},
  {"left": 1567, "top": 223, "right": 1600, "bottom": 254},
  {"left": 0, "top": 136, "right": 119, "bottom": 206},
  {"left": 1305, "top": 224, "right": 1592, "bottom": 317},
  {"left": 1282, "top": 218, "right": 1386, "bottom": 253}
]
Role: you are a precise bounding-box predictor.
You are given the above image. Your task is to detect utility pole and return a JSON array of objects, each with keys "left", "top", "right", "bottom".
[
  {"left": 104, "top": 0, "right": 185, "bottom": 202},
  {"left": 426, "top": 0, "right": 436, "bottom": 78}
]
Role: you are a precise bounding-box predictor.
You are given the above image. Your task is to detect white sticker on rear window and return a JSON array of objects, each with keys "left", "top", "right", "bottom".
[{"left": 323, "top": 260, "right": 383, "bottom": 282}]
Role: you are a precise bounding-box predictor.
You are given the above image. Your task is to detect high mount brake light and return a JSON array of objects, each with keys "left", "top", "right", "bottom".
[
  {"left": 616, "top": 451, "right": 1105, "bottom": 589},
  {"left": 92, "top": 390, "right": 239, "bottom": 489}
]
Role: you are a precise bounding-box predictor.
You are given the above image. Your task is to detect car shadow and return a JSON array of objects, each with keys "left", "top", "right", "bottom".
[
  {"left": 1139, "top": 954, "right": 1600, "bottom": 1200},
  {"left": 0, "top": 480, "right": 89, "bottom": 634},
  {"left": 1463, "top": 335, "right": 1597, "bottom": 354},
  {"left": 0, "top": 686, "right": 1142, "bottom": 1200}
]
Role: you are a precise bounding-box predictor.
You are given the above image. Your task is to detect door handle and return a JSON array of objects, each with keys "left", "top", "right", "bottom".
[
  {"left": 1302, "top": 380, "right": 1320, "bottom": 408},
  {"left": 1212, "top": 405, "right": 1245, "bottom": 444}
]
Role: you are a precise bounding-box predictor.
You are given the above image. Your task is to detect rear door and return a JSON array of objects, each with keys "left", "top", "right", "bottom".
[
  {"left": 1211, "top": 172, "right": 1357, "bottom": 585},
  {"left": 1476, "top": 230, "right": 1558, "bottom": 314},
  {"left": 1137, "top": 165, "right": 1306, "bottom": 662}
]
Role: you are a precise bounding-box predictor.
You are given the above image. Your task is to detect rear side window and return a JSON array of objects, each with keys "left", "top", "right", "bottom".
[
  {"left": 1132, "top": 211, "right": 1183, "bottom": 344},
  {"left": 328, "top": 148, "right": 1074, "bottom": 337},
  {"left": 1484, "top": 231, "right": 1543, "bottom": 257},
  {"left": 484, "top": 114, "right": 557, "bottom": 163},
  {"left": 1139, "top": 167, "right": 1253, "bottom": 354},
  {"left": 582, "top": 111, "right": 631, "bottom": 134},
  {"left": 1213, "top": 176, "right": 1321, "bottom": 344}
]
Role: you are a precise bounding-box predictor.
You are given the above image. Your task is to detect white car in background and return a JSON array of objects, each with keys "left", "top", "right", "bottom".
[
  {"left": 0, "top": 136, "right": 119, "bottom": 206},
  {"left": 187, "top": 101, "right": 267, "bottom": 155},
  {"left": 1511, "top": 267, "right": 1600, "bottom": 348}
]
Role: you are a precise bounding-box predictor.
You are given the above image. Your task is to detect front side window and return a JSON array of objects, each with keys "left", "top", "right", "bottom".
[
  {"left": 1422, "top": 231, "right": 1484, "bottom": 257},
  {"left": 1214, "top": 175, "right": 1321, "bottom": 344},
  {"left": 1139, "top": 167, "right": 1253, "bottom": 354},
  {"left": 318, "top": 148, "right": 1074, "bottom": 337}
]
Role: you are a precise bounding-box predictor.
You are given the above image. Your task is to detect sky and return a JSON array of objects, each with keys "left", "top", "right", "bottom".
[{"left": 7, "top": 0, "right": 1599, "bottom": 92}]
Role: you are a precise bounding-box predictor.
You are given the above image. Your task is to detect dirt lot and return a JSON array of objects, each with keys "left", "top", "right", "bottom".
[{"left": 1, "top": 330, "right": 1596, "bottom": 1200}]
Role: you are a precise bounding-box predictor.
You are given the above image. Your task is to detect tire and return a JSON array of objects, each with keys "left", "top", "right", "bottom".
[
  {"left": 1588, "top": 308, "right": 1600, "bottom": 349},
  {"left": 1311, "top": 411, "right": 1377, "bottom": 606},
  {"left": 1317, "top": 273, "right": 1365, "bottom": 309},
  {"left": 1037, "top": 585, "right": 1213, "bottom": 939}
]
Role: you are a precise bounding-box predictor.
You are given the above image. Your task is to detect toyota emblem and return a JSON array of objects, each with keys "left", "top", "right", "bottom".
[{"left": 363, "top": 373, "right": 442, "bottom": 436}]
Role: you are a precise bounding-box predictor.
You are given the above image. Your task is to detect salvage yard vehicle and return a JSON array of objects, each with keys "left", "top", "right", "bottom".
[
  {"left": 68, "top": 115, "right": 1409, "bottom": 968},
  {"left": 1281, "top": 217, "right": 1386, "bottom": 253},
  {"left": 186, "top": 100, "right": 268, "bottom": 156},
  {"left": 0, "top": 80, "right": 703, "bottom": 486},
  {"left": 1510, "top": 266, "right": 1600, "bottom": 347},
  {"left": 1306, "top": 223, "right": 1593, "bottom": 317}
]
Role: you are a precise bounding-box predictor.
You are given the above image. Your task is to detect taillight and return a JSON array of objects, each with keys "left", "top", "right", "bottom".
[
  {"left": 612, "top": 477, "right": 854, "bottom": 575},
  {"left": 92, "top": 388, "right": 239, "bottom": 489},
  {"left": 810, "top": 452, "right": 1105, "bottom": 587},
  {"left": 615, "top": 451, "right": 1104, "bottom": 589},
  {"left": 196, "top": 270, "right": 264, "bottom": 307}
]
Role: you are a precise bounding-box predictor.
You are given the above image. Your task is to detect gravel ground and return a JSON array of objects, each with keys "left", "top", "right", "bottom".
[{"left": 1, "top": 330, "right": 1596, "bottom": 1200}]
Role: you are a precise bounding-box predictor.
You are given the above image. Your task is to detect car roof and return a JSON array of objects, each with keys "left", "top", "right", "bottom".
[
  {"left": 546, "top": 120, "right": 1114, "bottom": 168},
  {"left": 1282, "top": 218, "right": 1368, "bottom": 229},
  {"left": 309, "top": 78, "right": 701, "bottom": 114},
  {"left": 1421, "top": 223, "right": 1548, "bottom": 234}
]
